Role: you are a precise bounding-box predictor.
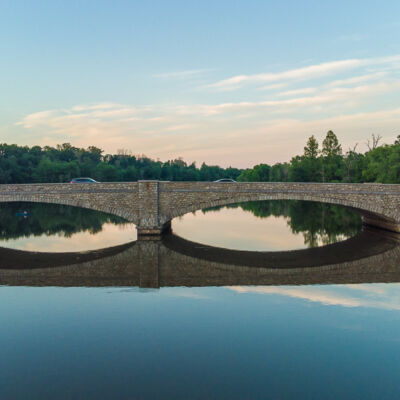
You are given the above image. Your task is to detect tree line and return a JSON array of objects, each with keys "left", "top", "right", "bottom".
[
  {"left": 0, "top": 131, "right": 399, "bottom": 183},
  {"left": 0, "top": 143, "right": 241, "bottom": 183},
  {"left": 238, "top": 131, "right": 400, "bottom": 183}
]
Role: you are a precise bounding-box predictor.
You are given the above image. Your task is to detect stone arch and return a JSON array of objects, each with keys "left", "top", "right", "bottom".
[
  {"left": 162, "top": 192, "right": 397, "bottom": 230},
  {"left": 0, "top": 195, "right": 139, "bottom": 224}
]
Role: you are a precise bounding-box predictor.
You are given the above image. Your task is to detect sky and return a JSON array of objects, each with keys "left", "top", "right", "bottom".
[{"left": 1, "top": 0, "right": 400, "bottom": 168}]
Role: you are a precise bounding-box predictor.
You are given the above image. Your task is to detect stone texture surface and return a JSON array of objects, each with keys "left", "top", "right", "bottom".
[
  {"left": 137, "top": 180, "right": 160, "bottom": 234},
  {"left": 0, "top": 182, "right": 139, "bottom": 222},
  {"left": 1, "top": 181, "right": 400, "bottom": 232}
]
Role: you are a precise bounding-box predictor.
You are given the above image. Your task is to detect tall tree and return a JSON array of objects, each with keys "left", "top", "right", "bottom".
[
  {"left": 322, "top": 130, "right": 342, "bottom": 157},
  {"left": 301, "top": 135, "right": 322, "bottom": 182},
  {"left": 321, "top": 130, "right": 344, "bottom": 182},
  {"left": 304, "top": 135, "right": 319, "bottom": 159}
]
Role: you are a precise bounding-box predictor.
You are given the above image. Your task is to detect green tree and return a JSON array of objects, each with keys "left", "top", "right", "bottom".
[
  {"left": 304, "top": 135, "right": 319, "bottom": 159},
  {"left": 270, "top": 163, "right": 290, "bottom": 182},
  {"left": 343, "top": 146, "right": 364, "bottom": 183},
  {"left": 94, "top": 163, "right": 120, "bottom": 181},
  {"left": 237, "top": 164, "right": 271, "bottom": 182},
  {"left": 322, "top": 130, "right": 342, "bottom": 157},
  {"left": 301, "top": 135, "right": 322, "bottom": 182},
  {"left": 288, "top": 156, "right": 309, "bottom": 182},
  {"left": 321, "top": 130, "right": 344, "bottom": 182}
]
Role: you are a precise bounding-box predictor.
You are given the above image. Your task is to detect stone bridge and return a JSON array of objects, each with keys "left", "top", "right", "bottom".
[{"left": 1, "top": 181, "right": 400, "bottom": 233}]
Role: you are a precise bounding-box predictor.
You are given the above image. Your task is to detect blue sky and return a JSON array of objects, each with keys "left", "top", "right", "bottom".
[{"left": 1, "top": 0, "right": 400, "bottom": 167}]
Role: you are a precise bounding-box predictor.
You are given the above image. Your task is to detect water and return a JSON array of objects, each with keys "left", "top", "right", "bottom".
[
  {"left": 0, "top": 202, "right": 136, "bottom": 251},
  {"left": 173, "top": 200, "right": 361, "bottom": 250},
  {"left": 1, "top": 200, "right": 400, "bottom": 399}
]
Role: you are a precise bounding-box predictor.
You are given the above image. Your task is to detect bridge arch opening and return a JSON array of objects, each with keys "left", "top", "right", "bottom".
[
  {"left": 0, "top": 196, "right": 137, "bottom": 223},
  {"left": 171, "top": 199, "right": 367, "bottom": 252},
  {"left": 0, "top": 201, "right": 137, "bottom": 252},
  {"left": 164, "top": 192, "right": 399, "bottom": 234}
]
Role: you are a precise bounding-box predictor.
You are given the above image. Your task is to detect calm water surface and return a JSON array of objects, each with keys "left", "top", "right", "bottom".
[
  {"left": 173, "top": 200, "right": 361, "bottom": 250},
  {"left": 1, "top": 200, "right": 400, "bottom": 399},
  {"left": 0, "top": 202, "right": 136, "bottom": 251}
]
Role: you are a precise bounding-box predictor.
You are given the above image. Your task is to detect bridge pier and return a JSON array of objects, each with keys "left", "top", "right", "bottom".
[
  {"left": 137, "top": 220, "right": 171, "bottom": 237},
  {"left": 137, "top": 180, "right": 171, "bottom": 236}
]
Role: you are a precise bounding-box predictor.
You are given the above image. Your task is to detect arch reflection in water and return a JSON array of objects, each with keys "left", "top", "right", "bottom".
[
  {"left": 173, "top": 200, "right": 362, "bottom": 251},
  {"left": 0, "top": 228, "right": 400, "bottom": 288},
  {"left": 0, "top": 202, "right": 136, "bottom": 251}
]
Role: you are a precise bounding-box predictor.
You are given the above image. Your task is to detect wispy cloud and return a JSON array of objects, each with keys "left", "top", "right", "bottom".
[
  {"left": 207, "top": 54, "right": 400, "bottom": 91},
  {"left": 209, "top": 59, "right": 362, "bottom": 90},
  {"left": 276, "top": 72, "right": 386, "bottom": 97},
  {"left": 278, "top": 87, "right": 317, "bottom": 97},
  {"left": 259, "top": 82, "right": 289, "bottom": 91},
  {"left": 154, "top": 68, "right": 215, "bottom": 79},
  {"left": 176, "top": 81, "right": 400, "bottom": 115},
  {"left": 325, "top": 72, "right": 387, "bottom": 88}
]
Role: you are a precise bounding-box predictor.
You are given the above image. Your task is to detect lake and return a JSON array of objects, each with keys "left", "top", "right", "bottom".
[{"left": 1, "top": 200, "right": 400, "bottom": 399}]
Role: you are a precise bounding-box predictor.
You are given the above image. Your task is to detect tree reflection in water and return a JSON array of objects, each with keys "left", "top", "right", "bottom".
[
  {"left": 0, "top": 201, "right": 128, "bottom": 241},
  {"left": 0, "top": 200, "right": 362, "bottom": 250},
  {"left": 203, "top": 200, "right": 362, "bottom": 248}
]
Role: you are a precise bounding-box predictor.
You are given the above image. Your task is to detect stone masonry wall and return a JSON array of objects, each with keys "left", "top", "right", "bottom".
[
  {"left": 0, "top": 182, "right": 140, "bottom": 223},
  {"left": 1, "top": 181, "right": 400, "bottom": 232}
]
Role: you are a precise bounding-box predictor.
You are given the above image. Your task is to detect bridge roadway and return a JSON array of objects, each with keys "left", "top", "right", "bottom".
[
  {"left": 1, "top": 181, "right": 400, "bottom": 233},
  {"left": 0, "top": 228, "right": 400, "bottom": 288}
]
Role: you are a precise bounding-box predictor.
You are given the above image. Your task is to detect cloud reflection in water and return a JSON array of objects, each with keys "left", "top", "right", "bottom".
[{"left": 229, "top": 283, "right": 400, "bottom": 311}]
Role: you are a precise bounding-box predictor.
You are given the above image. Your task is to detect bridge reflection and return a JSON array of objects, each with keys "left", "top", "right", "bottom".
[{"left": 0, "top": 227, "right": 400, "bottom": 287}]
